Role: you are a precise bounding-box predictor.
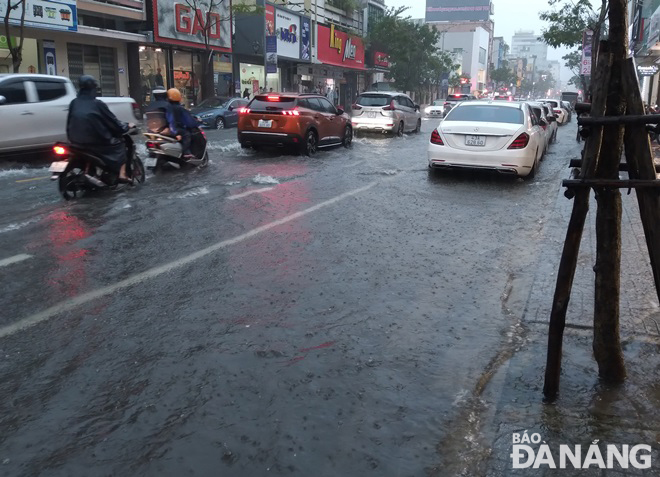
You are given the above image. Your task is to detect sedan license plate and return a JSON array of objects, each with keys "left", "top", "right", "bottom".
[
  {"left": 465, "top": 135, "right": 486, "bottom": 146},
  {"left": 49, "top": 161, "right": 68, "bottom": 173},
  {"left": 367, "top": 112, "right": 377, "bottom": 118},
  {"left": 258, "top": 119, "right": 273, "bottom": 128}
]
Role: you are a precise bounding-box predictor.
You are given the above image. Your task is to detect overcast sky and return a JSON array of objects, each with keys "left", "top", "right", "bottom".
[{"left": 385, "top": 0, "right": 573, "bottom": 83}]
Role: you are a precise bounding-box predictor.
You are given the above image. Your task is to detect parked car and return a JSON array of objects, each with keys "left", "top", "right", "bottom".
[
  {"left": 351, "top": 91, "right": 422, "bottom": 136},
  {"left": 191, "top": 96, "right": 248, "bottom": 129},
  {"left": 237, "top": 93, "right": 352, "bottom": 155},
  {"left": 443, "top": 93, "right": 477, "bottom": 116},
  {"left": 0, "top": 74, "right": 140, "bottom": 156},
  {"left": 541, "top": 104, "right": 559, "bottom": 144},
  {"left": 428, "top": 100, "right": 545, "bottom": 179},
  {"left": 527, "top": 101, "right": 556, "bottom": 153},
  {"left": 424, "top": 99, "right": 445, "bottom": 118},
  {"left": 539, "top": 99, "right": 568, "bottom": 124}
]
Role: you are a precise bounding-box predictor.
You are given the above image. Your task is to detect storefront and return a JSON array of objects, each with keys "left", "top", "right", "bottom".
[
  {"left": 316, "top": 24, "right": 366, "bottom": 108},
  {"left": 140, "top": 0, "right": 233, "bottom": 107}
]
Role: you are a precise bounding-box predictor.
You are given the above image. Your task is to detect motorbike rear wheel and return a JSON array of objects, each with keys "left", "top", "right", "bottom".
[
  {"left": 58, "top": 163, "right": 87, "bottom": 200},
  {"left": 130, "top": 155, "right": 146, "bottom": 183},
  {"left": 199, "top": 151, "right": 209, "bottom": 168}
]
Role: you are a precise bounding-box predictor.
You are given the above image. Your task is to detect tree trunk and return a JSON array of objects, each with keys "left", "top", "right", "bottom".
[{"left": 200, "top": 50, "right": 215, "bottom": 101}]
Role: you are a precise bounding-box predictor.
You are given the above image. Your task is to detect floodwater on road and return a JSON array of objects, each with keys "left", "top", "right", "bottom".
[{"left": 0, "top": 120, "right": 658, "bottom": 476}]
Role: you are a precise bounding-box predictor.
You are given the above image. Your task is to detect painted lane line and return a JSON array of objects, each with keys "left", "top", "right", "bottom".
[
  {"left": 0, "top": 254, "right": 33, "bottom": 268},
  {"left": 15, "top": 176, "right": 50, "bottom": 183},
  {"left": 227, "top": 187, "right": 275, "bottom": 200},
  {"left": 0, "top": 182, "right": 378, "bottom": 339}
]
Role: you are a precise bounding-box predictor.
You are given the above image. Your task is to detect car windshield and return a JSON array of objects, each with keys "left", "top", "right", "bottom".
[
  {"left": 196, "top": 97, "right": 230, "bottom": 109},
  {"left": 432, "top": 100, "right": 443, "bottom": 106},
  {"left": 356, "top": 94, "right": 391, "bottom": 107},
  {"left": 445, "top": 105, "right": 524, "bottom": 124},
  {"left": 249, "top": 95, "right": 297, "bottom": 111}
]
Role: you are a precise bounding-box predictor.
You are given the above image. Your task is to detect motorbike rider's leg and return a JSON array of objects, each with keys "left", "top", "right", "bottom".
[{"left": 179, "top": 130, "right": 194, "bottom": 159}]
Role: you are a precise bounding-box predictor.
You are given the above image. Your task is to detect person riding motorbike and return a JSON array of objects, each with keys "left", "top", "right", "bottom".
[
  {"left": 66, "top": 75, "right": 135, "bottom": 182},
  {"left": 145, "top": 87, "right": 171, "bottom": 134},
  {"left": 165, "top": 88, "right": 199, "bottom": 159}
]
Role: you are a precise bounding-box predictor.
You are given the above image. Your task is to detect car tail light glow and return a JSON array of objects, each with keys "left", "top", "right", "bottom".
[
  {"left": 267, "top": 95, "right": 280, "bottom": 101},
  {"left": 239, "top": 108, "right": 251, "bottom": 114},
  {"left": 282, "top": 110, "right": 300, "bottom": 116},
  {"left": 53, "top": 145, "right": 68, "bottom": 155},
  {"left": 132, "top": 102, "right": 140, "bottom": 119},
  {"left": 430, "top": 129, "right": 444, "bottom": 145},
  {"left": 382, "top": 100, "right": 396, "bottom": 111},
  {"left": 508, "top": 132, "right": 530, "bottom": 149},
  {"left": 146, "top": 141, "right": 159, "bottom": 149},
  {"left": 352, "top": 103, "right": 362, "bottom": 110}
]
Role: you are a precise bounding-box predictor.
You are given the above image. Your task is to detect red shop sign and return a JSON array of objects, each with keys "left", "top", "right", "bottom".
[
  {"left": 374, "top": 51, "right": 390, "bottom": 68},
  {"left": 317, "top": 24, "right": 365, "bottom": 70}
]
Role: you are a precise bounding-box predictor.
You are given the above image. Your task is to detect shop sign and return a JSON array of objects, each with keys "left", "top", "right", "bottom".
[
  {"left": 317, "top": 24, "right": 365, "bottom": 70},
  {"left": 153, "top": 0, "right": 231, "bottom": 51},
  {"left": 637, "top": 65, "right": 659, "bottom": 76},
  {"left": 580, "top": 30, "right": 593, "bottom": 75},
  {"left": 266, "top": 35, "right": 277, "bottom": 73},
  {"left": 0, "top": 0, "right": 77, "bottom": 32},
  {"left": 43, "top": 40, "right": 57, "bottom": 75},
  {"left": 275, "top": 7, "right": 300, "bottom": 60},
  {"left": 374, "top": 51, "right": 390, "bottom": 69},
  {"left": 0, "top": 35, "right": 16, "bottom": 49},
  {"left": 301, "top": 17, "right": 310, "bottom": 61}
]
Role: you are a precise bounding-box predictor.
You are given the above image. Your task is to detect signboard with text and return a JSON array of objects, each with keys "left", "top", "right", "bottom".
[
  {"left": 275, "top": 7, "right": 300, "bottom": 59},
  {"left": 317, "top": 24, "right": 365, "bottom": 70},
  {"left": 0, "top": 0, "right": 77, "bottom": 32},
  {"left": 301, "top": 16, "right": 311, "bottom": 61},
  {"left": 425, "top": 0, "right": 491, "bottom": 22},
  {"left": 153, "top": 0, "right": 231, "bottom": 51},
  {"left": 581, "top": 30, "right": 593, "bottom": 75}
]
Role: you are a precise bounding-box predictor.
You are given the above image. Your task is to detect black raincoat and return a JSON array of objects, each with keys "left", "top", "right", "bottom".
[{"left": 66, "top": 89, "right": 129, "bottom": 172}]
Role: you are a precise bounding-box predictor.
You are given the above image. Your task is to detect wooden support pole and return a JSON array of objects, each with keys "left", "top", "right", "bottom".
[
  {"left": 543, "top": 43, "right": 613, "bottom": 401},
  {"left": 591, "top": 0, "right": 628, "bottom": 383},
  {"left": 622, "top": 59, "right": 660, "bottom": 304}
]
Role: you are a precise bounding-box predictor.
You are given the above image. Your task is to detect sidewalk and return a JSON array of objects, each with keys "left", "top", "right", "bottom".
[{"left": 483, "top": 183, "right": 659, "bottom": 475}]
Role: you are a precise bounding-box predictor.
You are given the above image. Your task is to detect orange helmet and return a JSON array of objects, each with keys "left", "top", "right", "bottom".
[{"left": 167, "top": 88, "right": 182, "bottom": 102}]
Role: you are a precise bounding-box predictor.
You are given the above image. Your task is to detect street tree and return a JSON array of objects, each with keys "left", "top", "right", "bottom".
[
  {"left": 539, "top": 0, "right": 609, "bottom": 96},
  {"left": 167, "top": 0, "right": 260, "bottom": 101},
  {"left": 2, "top": 0, "right": 26, "bottom": 72},
  {"left": 367, "top": 7, "right": 450, "bottom": 98},
  {"left": 490, "top": 60, "right": 517, "bottom": 89}
]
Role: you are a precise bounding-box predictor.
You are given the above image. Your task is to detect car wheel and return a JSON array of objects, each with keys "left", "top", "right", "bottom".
[
  {"left": 414, "top": 119, "right": 422, "bottom": 133},
  {"left": 215, "top": 117, "right": 225, "bottom": 130},
  {"left": 525, "top": 153, "right": 539, "bottom": 181},
  {"left": 396, "top": 121, "right": 404, "bottom": 137},
  {"left": 302, "top": 130, "right": 318, "bottom": 156},
  {"left": 342, "top": 125, "right": 353, "bottom": 148}
]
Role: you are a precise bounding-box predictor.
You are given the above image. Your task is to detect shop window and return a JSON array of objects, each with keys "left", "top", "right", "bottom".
[
  {"left": 139, "top": 46, "right": 168, "bottom": 108},
  {"left": 0, "top": 81, "right": 28, "bottom": 104},
  {"left": 34, "top": 80, "right": 67, "bottom": 101},
  {"left": 67, "top": 43, "right": 117, "bottom": 96}
]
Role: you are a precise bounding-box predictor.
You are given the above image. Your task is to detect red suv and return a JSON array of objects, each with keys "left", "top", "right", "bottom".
[{"left": 237, "top": 93, "right": 353, "bottom": 155}]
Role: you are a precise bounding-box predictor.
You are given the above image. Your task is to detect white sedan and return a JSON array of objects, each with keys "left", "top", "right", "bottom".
[
  {"left": 427, "top": 100, "right": 545, "bottom": 178},
  {"left": 539, "top": 99, "right": 568, "bottom": 124},
  {"left": 424, "top": 99, "right": 445, "bottom": 119}
]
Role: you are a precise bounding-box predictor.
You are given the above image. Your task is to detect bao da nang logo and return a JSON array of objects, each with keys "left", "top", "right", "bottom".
[{"left": 510, "top": 432, "right": 653, "bottom": 470}]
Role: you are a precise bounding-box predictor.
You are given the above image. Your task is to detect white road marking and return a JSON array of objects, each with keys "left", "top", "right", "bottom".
[
  {"left": 227, "top": 187, "right": 275, "bottom": 200},
  {"left": 341, "top": 161, "right": 366, "bottom": 169},
  {"left": 0, "top": 254, "right": 32, "bottom": 268},
  {"left": 0, "top": 182, "right": 378, "bottom": 339}
]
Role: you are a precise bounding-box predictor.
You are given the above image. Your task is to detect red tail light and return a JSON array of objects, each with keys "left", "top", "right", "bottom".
[
  {"left": 282, "top": 110, "right": 300, "bottom": 116},
  {"left": 267, "top": 95, "right": 280, "bottom": 101},
  {"left": 382, "top": 100, "right": 396, "bottom": 111},
  {"left": 508, "top": 132, "right": 530, "bottom": 149},
  {"left": 239, "top": 108, "right": 251, "bottom": 114},
  {"left": 430, "top": 129, "right": 444, "bottom": 145},
  {"left": 554, "top": 109, "right": 561, "bottom": 114},
  {"left": 53, "top": 145, "right": 68, "bottom": 155},
  {"left": 132, "top": 102, "right": 141, "bottom": 120},
  {"left": 145, "top": 141, "right": 159, "bottom": 149},
  {"left": 444, "top": 102, "right": 450, "bottom": 106},
  {"left": 352, "top": 103, "right": 362, "bottom": 110}
]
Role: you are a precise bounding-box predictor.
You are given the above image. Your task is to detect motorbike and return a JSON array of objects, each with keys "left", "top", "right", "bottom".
[
  {"left": 49, "top": 127, "right": 145, "bottom": 200},
  {"left": 143, "top": 127, "right": 209, "bottom": 171}
]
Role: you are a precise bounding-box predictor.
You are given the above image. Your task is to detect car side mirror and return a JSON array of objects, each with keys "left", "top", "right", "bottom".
[
  {"left": 228, "top": 105, "right": 234, "bottom": 111},
  {"left": 336, "top": 108, "right": 344, "bottom": 115},
  {"left": 0, "top": 95, "right": 6, "bottom": 105},
  {"left": 415, "top": 105, "right": 420, "bottom": 111}
]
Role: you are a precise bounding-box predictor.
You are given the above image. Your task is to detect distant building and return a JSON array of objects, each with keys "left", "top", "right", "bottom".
[{"left": 492, "top": 36, "right": 508, "bottom": 70}]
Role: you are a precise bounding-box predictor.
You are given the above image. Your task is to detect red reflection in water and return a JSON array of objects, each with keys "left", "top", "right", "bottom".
[{"left": 44, "top": 210, "right": 92, "bottom": 298}]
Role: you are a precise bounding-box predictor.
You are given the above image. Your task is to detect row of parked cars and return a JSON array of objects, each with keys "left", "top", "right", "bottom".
[{"left": 427, "top": 98, "right": 570, "bottom": 179}]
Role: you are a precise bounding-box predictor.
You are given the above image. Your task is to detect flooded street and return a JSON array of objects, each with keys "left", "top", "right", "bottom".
[{"left": 0, "top": 120, "right": 658, "bottom": 476}]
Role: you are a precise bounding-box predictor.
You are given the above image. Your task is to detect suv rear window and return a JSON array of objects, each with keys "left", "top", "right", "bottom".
[
  {"left": 249, "top": 95, "right": 297, "bottom": 111},
  {"left": 445, "top": 105, "right": 524, "bottom": 124},
  {"left": 356, "top": 94, "right": 391, "bottom": 107}
]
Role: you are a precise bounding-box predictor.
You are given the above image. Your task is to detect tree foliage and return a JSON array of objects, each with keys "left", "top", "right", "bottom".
[
  {"left": 490, "top": 60, "right": 517, "bottom": 88},
  {"left": 3, "top": 0, "right": 27, "bottom": 73},
  {"left": 367, "top": 7, "right": 457, "bottom": 96}
]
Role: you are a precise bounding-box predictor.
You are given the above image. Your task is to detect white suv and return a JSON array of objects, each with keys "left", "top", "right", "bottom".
[
  {"left": 0, "top": 74, "right": 139, "bottom": 155},
  {"left": 351, "top": 91, "right": 422, "bottom": 136}
]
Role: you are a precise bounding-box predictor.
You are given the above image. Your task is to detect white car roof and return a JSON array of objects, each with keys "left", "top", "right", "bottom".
[
  {"left": 360, "top": 91, "right": 407, "bottom": 97},
  {"left": 0, "top": 73, "right": 68, "bottom": 82},
  {"left": 455, "top": 100, "right": 523, "bottom": 109}
]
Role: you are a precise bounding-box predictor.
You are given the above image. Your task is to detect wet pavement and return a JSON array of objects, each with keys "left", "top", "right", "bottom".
[{"left": 0, "top": 120, "right": 658, "bottom": 476}]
